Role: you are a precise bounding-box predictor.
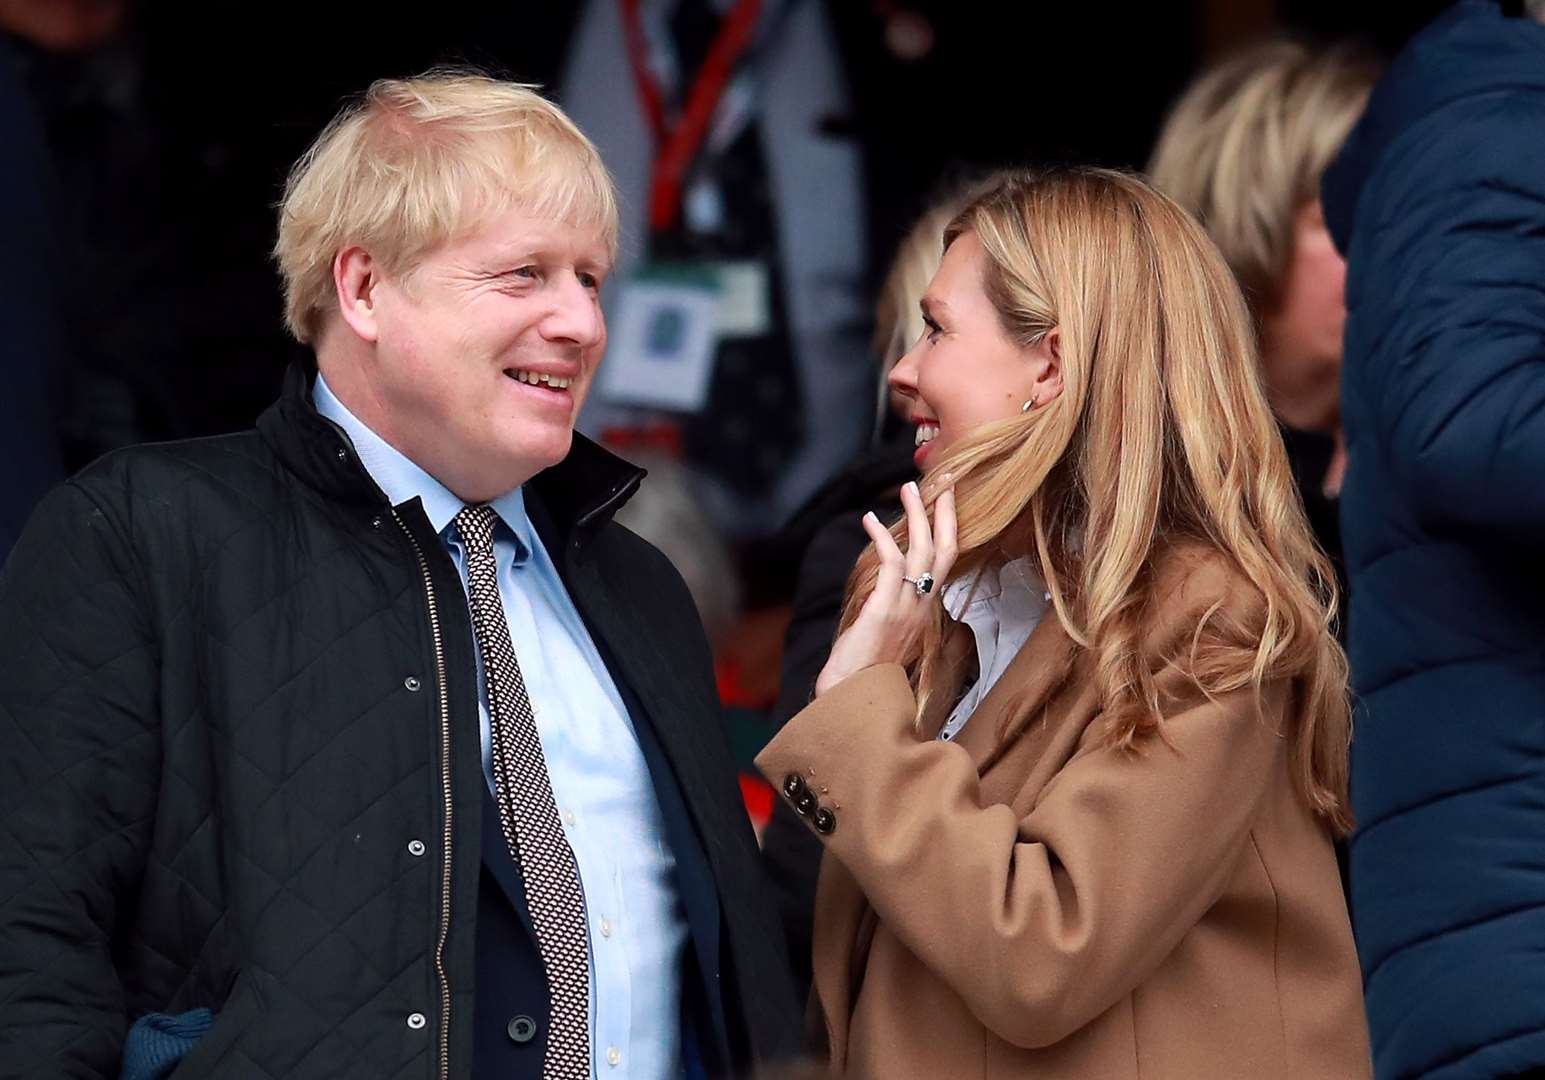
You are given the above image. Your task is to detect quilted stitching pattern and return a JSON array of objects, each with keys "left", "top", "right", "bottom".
[{"left": 0, "top": 434, "right": 454, "bottom": 1079}]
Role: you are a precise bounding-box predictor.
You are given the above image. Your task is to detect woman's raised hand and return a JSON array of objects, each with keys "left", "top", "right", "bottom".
[{"left": 814, "top": 481, "right": 958, "bottom": 698}]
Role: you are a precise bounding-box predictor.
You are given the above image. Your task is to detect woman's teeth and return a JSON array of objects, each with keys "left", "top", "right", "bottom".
[
  {"left": 915, "top": 423, "right": 940, "bottom": 447},
  {"left": 510, "top": 369, "right": 572, "bottom": 390}
]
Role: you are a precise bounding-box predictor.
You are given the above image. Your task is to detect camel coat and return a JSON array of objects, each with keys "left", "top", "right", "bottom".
[{"left": 756, "top": 550, "right": 1371, "bottom": 1079}]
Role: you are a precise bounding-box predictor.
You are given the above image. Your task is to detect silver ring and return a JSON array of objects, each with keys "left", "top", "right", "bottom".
[{"left": 902, "top": 572, "right": 935, "bottom": 597}]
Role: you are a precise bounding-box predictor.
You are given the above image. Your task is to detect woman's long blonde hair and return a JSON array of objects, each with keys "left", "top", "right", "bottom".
[{"left": 840, "top": 167, "right": 1352, "bottom": 830}]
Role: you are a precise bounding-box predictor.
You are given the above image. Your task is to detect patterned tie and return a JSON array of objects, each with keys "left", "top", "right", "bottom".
[{"left": 454, "top": 504, "right": 590, "bottom": 1078}]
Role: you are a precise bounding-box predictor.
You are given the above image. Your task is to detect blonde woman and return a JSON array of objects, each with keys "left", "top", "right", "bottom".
[
  {"left": 756, "top": 168, "right": 1370, "bottom": 1078},
  {"left": 1149, "top": 42, "right": 1378, "bottom": 584}
]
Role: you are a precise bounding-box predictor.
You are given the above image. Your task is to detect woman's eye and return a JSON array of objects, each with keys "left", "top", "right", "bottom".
[{"left": 922, "top": 316, "right": 944, "bottom": 342}]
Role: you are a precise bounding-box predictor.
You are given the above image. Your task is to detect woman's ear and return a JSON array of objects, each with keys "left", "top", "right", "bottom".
[{"left": 1032, "top": 328, "right": 1065, "bottom": 405}]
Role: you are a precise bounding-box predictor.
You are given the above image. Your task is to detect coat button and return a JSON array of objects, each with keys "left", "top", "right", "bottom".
[
  {"left": 782, "top": 774, "right": 807, "bottom": 800},
  {"left": 795, "top": 790, "right": 818, "bottom": 816},
  {"left": 507, "top": 1014, "right": 537, "bottom": 1044},
  {"left": 335, "top": 446, "right": 348, "bottom": 462},
  {"left": 404, "top": 676, "right": 422, "bottom": 692},
  {"left": 407, "top": 839, "right": 426, "bottom": 857},
  {"left": 814, "top": 807, "right": 837, "bottom": 835},
  {"left": 407, "top": 1012, "right": 427, "bottom": 1030}
]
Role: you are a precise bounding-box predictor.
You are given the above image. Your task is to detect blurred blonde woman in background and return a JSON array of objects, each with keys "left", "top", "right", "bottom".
[
  {"left": 757, "top": 168, "right": 1370, "bottom": 1078},
  {"left": 1148, "top": 41, "right": 1378, "bottom": 601}
]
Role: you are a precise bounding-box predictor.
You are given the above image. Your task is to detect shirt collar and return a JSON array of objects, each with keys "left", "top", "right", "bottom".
[
  {"left": 943, "top": 556, "right": 1046, "bottom": 624},
  {"left": 313, "top": 373, "right": 531, "bottom": 563}
]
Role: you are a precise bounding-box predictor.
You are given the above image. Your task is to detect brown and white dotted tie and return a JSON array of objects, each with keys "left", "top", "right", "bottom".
[{"left": 454, "top": 504, "right": 590, "bottom": 1078}]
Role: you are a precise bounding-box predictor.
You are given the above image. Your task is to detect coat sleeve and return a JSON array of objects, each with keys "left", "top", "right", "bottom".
[
  {"left": 755, "top": 582, "right": 1286, "bottom": 1049},
  {"left": 1355, "top": 91, "right": 1545, "bottom": 542},
  {"left": 0, "top": 480, "right": 162, "bottom": 1078}
]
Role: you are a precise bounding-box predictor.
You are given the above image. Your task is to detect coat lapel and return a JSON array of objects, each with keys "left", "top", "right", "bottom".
[{"left": 952, "top": 609, "right": 1079, "bottom": 778}]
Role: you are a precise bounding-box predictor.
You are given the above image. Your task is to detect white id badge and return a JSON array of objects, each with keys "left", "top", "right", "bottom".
[
  {"left": 601, "top": 264, "right": 721, "bottom": 413},
  {"left": 710, "top": 259, "right": 771, "bottom": 338}
]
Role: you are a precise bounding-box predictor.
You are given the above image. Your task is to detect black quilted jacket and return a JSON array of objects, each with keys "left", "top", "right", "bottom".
[{"left": 0, "top": 366, "right": 798, "bottom": 1078}]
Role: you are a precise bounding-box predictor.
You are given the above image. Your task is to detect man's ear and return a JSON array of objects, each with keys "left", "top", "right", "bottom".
[{"left": 334, "top": 246, "right": 381, "bottom": 343}]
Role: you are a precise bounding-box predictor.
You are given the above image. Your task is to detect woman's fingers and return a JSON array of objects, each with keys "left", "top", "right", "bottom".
[
  {"left": 899, "top": 480, "right": 933, "bottom": 580},
  {"left": 863, "top": 511, "right": 904, "bottom": 614},
  {"left": 932, "top": 488, "right": 958, "bottom": 581}
]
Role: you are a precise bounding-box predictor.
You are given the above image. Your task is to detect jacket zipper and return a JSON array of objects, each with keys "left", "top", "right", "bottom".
[{"left": 392, "top": 508, "right": 455, "bottom": 1080}]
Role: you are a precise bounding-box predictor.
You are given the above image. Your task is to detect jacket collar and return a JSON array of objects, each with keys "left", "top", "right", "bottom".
[
  {"left": 1323, "top": 0, "right": 1545, "bottom": 250},
  {"left": 257, "top": 362, "right": 646, "bottom": 547}
]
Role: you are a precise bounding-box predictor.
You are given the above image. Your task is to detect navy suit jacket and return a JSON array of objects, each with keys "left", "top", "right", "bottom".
[{"left": 472, "top": 487, "right": 766, "bottom": 1078}]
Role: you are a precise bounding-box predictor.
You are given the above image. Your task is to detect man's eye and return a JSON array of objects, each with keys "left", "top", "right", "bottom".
[
  {"left": 509, "top": 265, "right": 538, "bottom": 280},
  {"left": 577, "top": 271, "right": 601, "bottom": 290}
]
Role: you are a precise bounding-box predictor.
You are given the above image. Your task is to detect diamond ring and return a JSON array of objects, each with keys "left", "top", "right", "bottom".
[{"left": 902, "top": 572, "right": 935, "bottom": 597}]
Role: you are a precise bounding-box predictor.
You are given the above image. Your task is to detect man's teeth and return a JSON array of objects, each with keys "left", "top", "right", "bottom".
[
  {"left": 511, "top": 369, "right": 572, "bottom": 390},
  {"left": 915, "top": 423, "right": 940, "bottom": 447}
]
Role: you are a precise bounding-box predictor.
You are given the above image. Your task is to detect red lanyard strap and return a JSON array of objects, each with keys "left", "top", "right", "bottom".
[{"left": 620, "top": 0, "right": 765, "bottom": 235}]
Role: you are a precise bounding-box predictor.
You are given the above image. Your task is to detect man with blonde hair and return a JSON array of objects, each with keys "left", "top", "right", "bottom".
[{"left": 0, "top": 70, "right": 797, "bottom": 1080}]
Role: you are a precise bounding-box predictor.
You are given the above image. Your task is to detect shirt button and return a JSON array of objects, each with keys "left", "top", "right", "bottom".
[
  {"left": 563, "top": 810, "right": 576, "bottom": 827},
  {"left": 506, "top": 1014, "right": 538, "bottom": 1044},
  {"left": 407, "top": 1012, "right": 427, "bottom": 1030},
  {"left": 404, "top": 676, "right": 422, "bottom": 692},
  {"left": 407, "top": 839, "right": 426, "bottom": 857},
  {"left": 600, "top": 917, "right": 612, "bottom": 938},
  {"left": 606, "top": 1046, "right": 621, "bottom": 1067}
]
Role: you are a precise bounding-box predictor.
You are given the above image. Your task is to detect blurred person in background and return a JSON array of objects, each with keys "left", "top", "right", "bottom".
[
  {"left": 0, "top": 0, "right": 129, "bottom": 556},
  {"left": 1148, "top": 39, "right": 1379, "bottom": 612},
  {"left": 758, "top": 184, "right": 976, "bottom": 998},
  {"left": 757, "top": 168, "right": 1368, "bottom": 1078},
  {"left": 1320, "top": 2, "right": 1545, "bottom": 1077},
  {"left": 557, "top": 0, "right": 872, "bottom": 542}
]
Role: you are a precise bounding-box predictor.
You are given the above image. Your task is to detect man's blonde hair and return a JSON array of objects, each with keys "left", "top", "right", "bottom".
[
  {"left": 1147, "top": 41, "right": 1377, "bottom": 317},
  {"left": 274, "top": 70, "right": 619, "bottom": 344}
]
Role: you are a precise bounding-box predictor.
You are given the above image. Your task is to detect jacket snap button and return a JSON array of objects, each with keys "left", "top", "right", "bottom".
[
  {"left": 507, "top": 1014, "right": 538, "bottom": 1044},
  {"left": 335, "top": 446, "right": 348, "bottom": 462},
  {"left": 404, "top": 676, "right": 422, "bottom": 692},
  {"left": 407, "top": 1012, "right": 427, "bottom": 1030},
  {"left": 782, "top": 773, "right": 807, "bottom": 800},
  {"left": 814, "top": 807, "right": 837, "bottom": 835},
  {"left": 407, "top": 839, "right": 426, "bottom": 857},
  {"left": 795, "top": 790, "right": 817, "bottom": 816}
]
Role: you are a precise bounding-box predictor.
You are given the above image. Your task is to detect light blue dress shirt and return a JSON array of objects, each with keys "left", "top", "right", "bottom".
[{"left": 315, "top": 375, "right": 687, "bottom": 1079}]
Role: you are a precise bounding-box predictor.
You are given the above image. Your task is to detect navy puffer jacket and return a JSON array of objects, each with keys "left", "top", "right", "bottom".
[{"left": 1321, "top": 2, "right": 1545, "bottom": 1077}]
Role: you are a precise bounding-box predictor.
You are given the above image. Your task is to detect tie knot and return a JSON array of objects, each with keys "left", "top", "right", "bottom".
[{"left": 454, "top": 504, "right": 500, "bottom": 555}]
